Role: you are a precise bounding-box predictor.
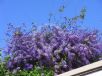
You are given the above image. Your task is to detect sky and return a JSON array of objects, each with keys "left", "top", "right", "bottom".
[{"left": 0, "top": 0, "right": 102, "bottom": 49}]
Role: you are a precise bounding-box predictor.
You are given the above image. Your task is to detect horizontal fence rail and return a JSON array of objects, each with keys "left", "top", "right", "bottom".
[{"left": 57, "top": 60, "right": 102, "bottom": 76}]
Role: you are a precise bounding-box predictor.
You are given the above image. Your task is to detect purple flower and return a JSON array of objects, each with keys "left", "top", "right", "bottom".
[
  {"left": 24, "top": 63, "right": 33, "bottom": 70},
  {"left": 6, "top": 25, "right": 102, "bottom": 74}
]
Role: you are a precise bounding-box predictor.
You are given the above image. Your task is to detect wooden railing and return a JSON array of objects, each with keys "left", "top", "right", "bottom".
[{"left": 57, "top": 60, "right": 102, "bottom": 76}]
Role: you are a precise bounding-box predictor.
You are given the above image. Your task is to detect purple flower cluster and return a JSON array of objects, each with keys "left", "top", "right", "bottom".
[{"left": 7, "top": 25, "right": 102, "bottom": 74}]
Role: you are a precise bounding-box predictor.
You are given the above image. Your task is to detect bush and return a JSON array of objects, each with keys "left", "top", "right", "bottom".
[
  {"left": 0, "top": 49, "right": 54, "bottom": 76},
  {"left": 6, "top": 25, "right": 102, "bottom": 75}
]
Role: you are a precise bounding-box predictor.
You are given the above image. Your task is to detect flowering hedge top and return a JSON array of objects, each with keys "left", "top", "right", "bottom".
[{"left": 7, "top": 25, "right": 102, "bottom": 75}]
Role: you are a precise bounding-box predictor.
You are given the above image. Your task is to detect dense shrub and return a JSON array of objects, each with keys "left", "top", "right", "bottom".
[
  {"left": 6, "top": 25, "right": 102, "bottom": 75},
  {"left": 0, "top": 49, "right": 54, "bottom": 76}
]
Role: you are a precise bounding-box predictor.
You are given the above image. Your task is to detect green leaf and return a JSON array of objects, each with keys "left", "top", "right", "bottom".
[{"left": 59, "top": 5, "right": 65, "bottom": 12}]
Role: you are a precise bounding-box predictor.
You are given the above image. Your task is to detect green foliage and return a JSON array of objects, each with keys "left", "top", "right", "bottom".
[
  {"left": 0, "top": 49, "right": 11, "bottom": 76},
  {"left": 4, "top": 55, "right": 10, "bottom": 63},
  {"left": 0, "top": 64, "right": 54, "bottom": 76},
  {"left": 0, "top": 50, "right": 1, "bottom": 62},
  {"left": 12, "top": 67, "right": 54, "bottom": 76},
  {"left": 0, "top": 59, "right": 54, "bottom": 76},
  {"left": 0, "top": 49, "right": 53, "bottom": 76},
  {"left": 59, "top": 5, "right": 65, "bottom": 12},
  {"left": 0, "top": 56, "right": 54, "bottom": 76},
  {"left": 80, "top": 7, "right": 86, "bottom": 19}
]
